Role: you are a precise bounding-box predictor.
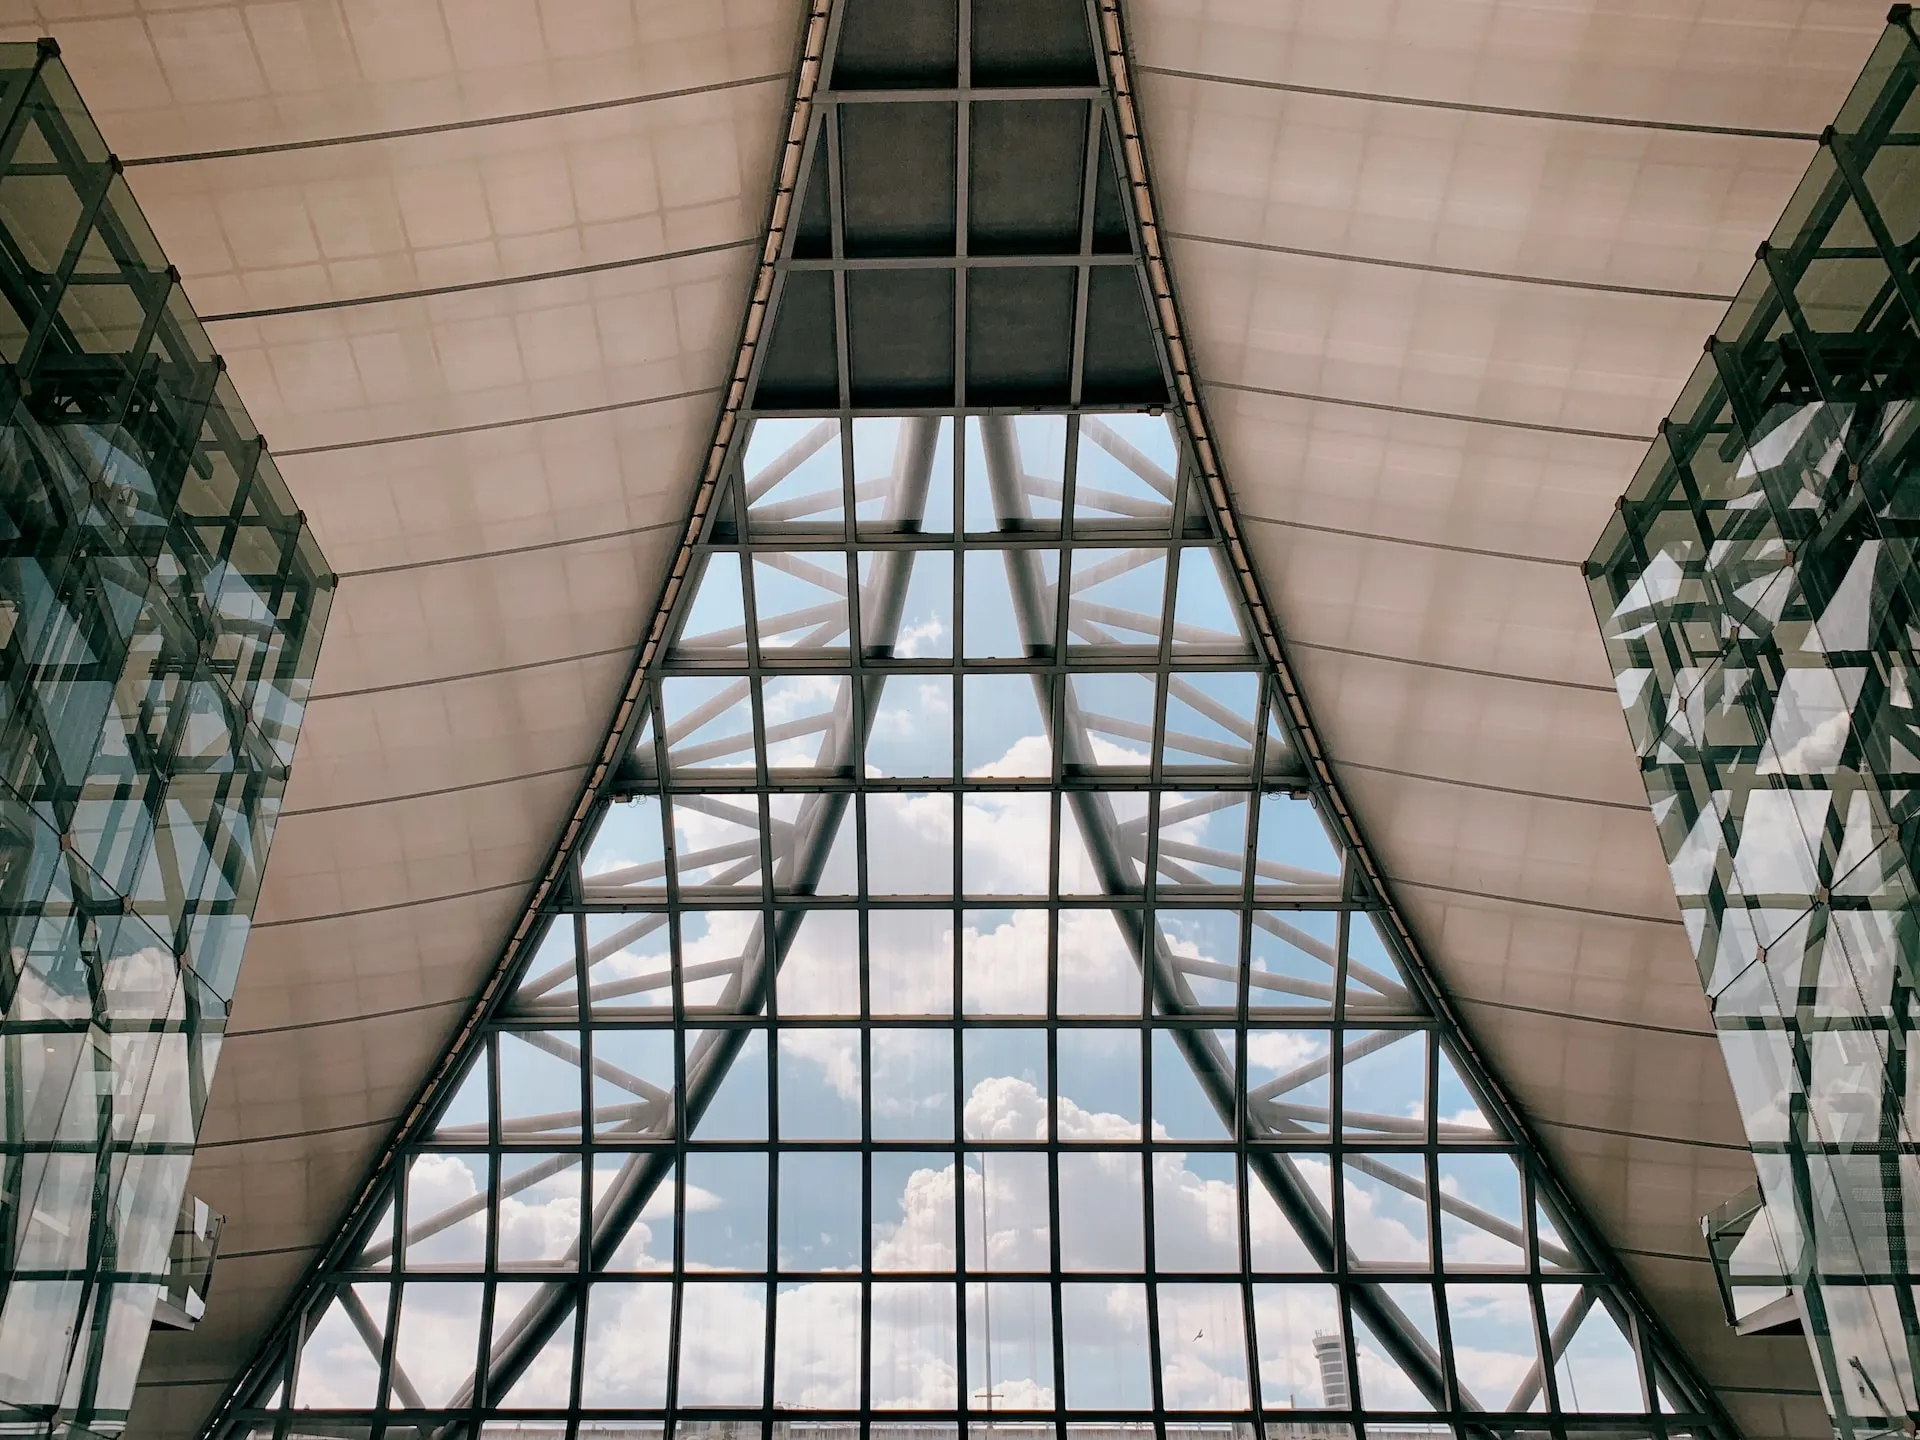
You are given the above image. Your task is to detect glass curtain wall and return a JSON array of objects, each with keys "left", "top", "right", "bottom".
[
  {"left": 0, "top": 40, "right": 334, "bottom": 1437},
  {"left": 207, "top": 0, "right": 1728, "bottom": 1437},
  {"left": 1588, "top": 11, "right": 1920, "bottom": 1438}
]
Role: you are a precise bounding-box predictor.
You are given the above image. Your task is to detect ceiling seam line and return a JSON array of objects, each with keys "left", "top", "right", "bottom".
[
  {"left": 1388, "top": 874, "right": 1684, "bottom": 924},
  {"left": 1453, "top": 993, "right": 1715, "bottom": 1039},
  {"left": 1619, "top": 1247, "right": 1713, "bottom": 1265},
  {"left": 310, "top": 645, "right": 635, "bottom": 703},
  {"left": 225, "top": 996, "right": 472, "bottom": 1040},
  {"left": 189, "top": 1246, "right": 313, "bottom": 1263},
  {"left": 119, "top": 71, "right": 790, "bottom": 166},
  {"left": 1332, "top": 757, "right": 1652, "bottom": 811},
  {"left": 1532, "top": 1116, "right": 1751, "bottom": 1151},
  {"left": 250, "top": 878, "right": 531, "bottom": 930},
  {"left": 1238, "top": 511, "right": 1584, "bottom": 568},
  {"left": 1166, "top": 230, "right": 1739, "bottom": 303},
  {"left": 1284, "top": 639, "right": 1621, "bottom": 694},
  {"left": 200, "top": 238, "right": 757, "bottom": 323},
  {"left": 276, "top": 763, "right": 587, "bottom": 819},
  {"left": 193, "top": 1115, "right": 401, "bottom": 1149},
  {"left": 332, "top": 519, "right": 682, "bottom": 580},
  {"left": 272, "top": 383, "right": 726, "bottom": 457},
  {"left": 1133, "top": 63, "right": 1825, "bottom": 141},
  {"left": 1204, "top": 377, "right": 1654, "bottom": 442}
]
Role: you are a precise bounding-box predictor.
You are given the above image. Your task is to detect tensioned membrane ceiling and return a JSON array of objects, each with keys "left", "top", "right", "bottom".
[{"left": 0, "top": 1, "right": 1887, "bottom": 1437}]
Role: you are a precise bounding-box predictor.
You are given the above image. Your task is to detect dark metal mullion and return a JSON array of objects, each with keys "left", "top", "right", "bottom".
[
  {"left": 1758, "top": 240, "right": 1846, "bottom": 411},
  {"left": 15, "top": 152, "right": 117, "bottom": 376},
  {"left": 858, "top": 805, "right": 874, "bottom": 1425},
  {"left": 105, "top": 261, "right": 177, "bottom": 444},
  {"left": 1533, "top": 1278, "right": 1583, "bottom": 1421},
  {"left": 1048, "top": 399, "right": 1079, "bottom": 1438},
  {"left": 1237, "top": 569, "right": 1272, "bottom": 1424},
  {"left": 951, "top": 27, "right": 975, "bottom": 1408},
  {"left": 736, "top": 534, "right": 781, "bottom": 1421},
  {"left": 0, "top": 47, "right": 53, "bottom": 184},
  {"left": 1137, "top": 409, "right": 1186, "bottom": 1430},
  {"left": 1330, "top": 869, "right": 1355, "bottom": 1420},
  {"left": 827, "top": 101, "right": 852, "bottom": 413},
  {"left": 663, "top": 711, "right": 689, "bottom": 1433},
  {"left": 950, "top": 26, "right": 977, "bottom": 1416},
  {"left": 1520, "top": 1165, "right": 1572, "bottom": 1423},
  {"left": 1825, "top": 125, "right": 1920, "bottom": 334},
  {"left": 786, "top": 251, "right": 1135, "bottom": 271},
  {"left": 1068, "top": 100, "right": 1102, "bottom": 411},
  {"left": 949, "top": 398, "right": 968, "bottom": 1440},
  {"left": 831, "top": 84, "right": 1103, "bottom": 103},
  {"left": 373, "top": 1234, "right": 408, "bottom": 1415},
  {"left": 1423, "top": 1024, "right": 1461, "bottom": 1416}
]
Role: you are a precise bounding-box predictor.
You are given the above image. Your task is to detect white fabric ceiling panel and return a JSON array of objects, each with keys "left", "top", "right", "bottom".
[
  {"left": 280, "top": 649, "right": 629, "bottom": 813},
  {"left": 1144, "top": 70, "right": 1810, "bottom": 296},
  {"left": 1183, "top": 240, "right": 1720, "bottom": 437},
  {"left": 1245, "top": 520, "right": 1614, "bottom": 685},
  {"left": 14, "top": 0, "right": 796, "bottom": 160},
  {"left": 273, "top": 391, "right": 719, "bottom": 571},
  {"left": 1545, "top": 1124, "right": 1763, "bottom": 1259},
  {"left": 201, "top": 248, "right": 749, "bottom": 451},
  {"left": 308, "top": 528, "right": 679, "bottom": 693},
  {"left": 1334, "top": 764, "right": 1693, "bottom": 924},
  {"left": 1135, "top": 0, "right": 1887, "bottom": 1422},
  {"left": 1204, "top": 363, "right": 1657, "bottom": 560},
  {"left": 248, "top": 769, "right": 581, "bottom": 930},
  {"left": 1467, "top": 1005, "right": 1742, "bottom": 1146},
  {"left": 122, "top": 86, "right": 784, "bottom": 316},
  {"left": 1131, "top": 0, "right": 1876, "bottom": 133},
  {"left": 203, "top": 886, "right": 526, "bottom": 1035},
  {"left": 1402, "top": 888, "right": 1706, "bottom": 1028},
  {"left": 1284, "top": 643, "right": 1644, "bottom": 807},
  {"left": 198, "top": 997, "right": 506, "bottom": 1152}
]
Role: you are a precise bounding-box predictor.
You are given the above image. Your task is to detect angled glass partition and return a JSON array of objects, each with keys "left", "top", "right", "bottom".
[
  {"left": 1588, "top": 10, "right": 1920, "bottom": 1438},
  {"left": 203, "top": 1, "right": 1727, "bottom": 1438},
  {"left": 0, "top": 39, "right": 333, "bottom": 1438}
]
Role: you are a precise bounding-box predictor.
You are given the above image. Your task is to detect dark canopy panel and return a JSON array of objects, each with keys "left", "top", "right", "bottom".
[{"left": 754, "top": 0, "right": 1163, "bottom": 413}]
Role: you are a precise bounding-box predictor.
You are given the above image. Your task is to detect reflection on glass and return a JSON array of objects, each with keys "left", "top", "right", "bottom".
[
  {"left": 780, "top": 1153, "right": 862, "bottom": 1271},
  {"left": 1061, "top": 1283, "right": 1151, "bottom": 1409},
  {"left": 746, "top": 418, "right": 843, "bottom": 534},
  {"left": 963, "top": 909, "right": 1049, "bottom": 1015},
  {"left": 870, "top": 909, "right": 954, "bottom": 1015},
  {"left": 1076, "top": 413, "right": 1176, "bottom": 527},
  {"left": 873, "top": 1029, "right": 956, "bottom": 1141}
]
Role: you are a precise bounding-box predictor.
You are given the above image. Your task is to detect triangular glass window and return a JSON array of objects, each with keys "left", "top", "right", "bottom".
[{"left": 207, "top": 1, "right": 1734, "bottom": 1436}]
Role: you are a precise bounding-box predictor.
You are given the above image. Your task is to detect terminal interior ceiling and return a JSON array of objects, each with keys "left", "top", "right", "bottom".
[{"left": 0, "top": 2, "right": 1891, "bottom": 1437}]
